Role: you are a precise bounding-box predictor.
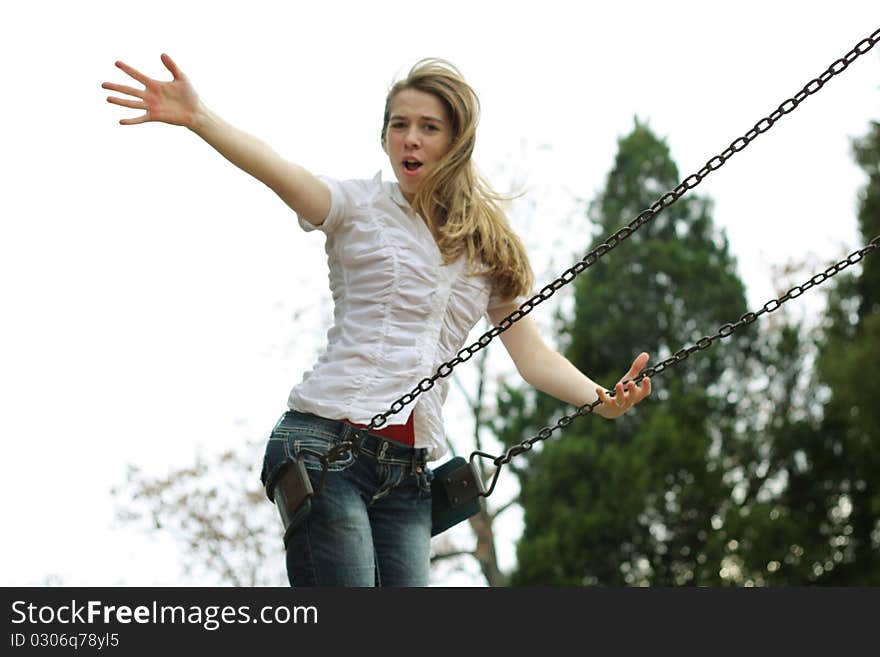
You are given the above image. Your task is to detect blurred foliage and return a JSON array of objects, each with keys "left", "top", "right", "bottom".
[
  {"left": 498, "top": 116, "right": 880, "bottom": 585},
  {"left": 112, "top": 443, "right": 286, "bottom": 586}
]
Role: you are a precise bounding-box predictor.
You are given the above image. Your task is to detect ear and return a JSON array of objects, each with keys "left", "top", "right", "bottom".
[{"left": 381, "top": 131, "right": 388, "bottom": 154}]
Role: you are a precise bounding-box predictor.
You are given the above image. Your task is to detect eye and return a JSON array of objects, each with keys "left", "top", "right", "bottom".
[
  {"left": 424, "top": 124, "right": 439, "bottom": 132},
  {"left": 390, "top": 121, "right": 406, "bottom": 129}
]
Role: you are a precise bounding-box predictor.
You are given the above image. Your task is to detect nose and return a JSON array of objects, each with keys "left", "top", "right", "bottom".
[{"left": 404, "top": 126, "right": 420, "bottom": 149}]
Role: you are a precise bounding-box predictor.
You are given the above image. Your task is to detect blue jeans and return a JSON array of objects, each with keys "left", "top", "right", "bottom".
[{"left": 260, "top": 410, "right": 434, "bottom": 587}]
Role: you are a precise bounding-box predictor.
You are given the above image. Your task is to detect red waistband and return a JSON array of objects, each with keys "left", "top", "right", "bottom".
[{"left": 342, "top": 413, "right": 415, "bottom": 446}]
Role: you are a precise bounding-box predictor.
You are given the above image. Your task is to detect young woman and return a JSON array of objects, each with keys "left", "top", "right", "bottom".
[{"left": 102, "top": 54, "right": 652, "bottom": 587}]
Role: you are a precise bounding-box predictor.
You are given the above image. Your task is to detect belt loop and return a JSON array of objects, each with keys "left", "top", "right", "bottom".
[
  {"left": 349, "top": 423, "right": 365, "bottom": 453},
  {"left": 342, "top": 420, "right": 359, "bottom": 451},
  {"left": 411, "top": 447, "right": 423, "bottom": 474}
]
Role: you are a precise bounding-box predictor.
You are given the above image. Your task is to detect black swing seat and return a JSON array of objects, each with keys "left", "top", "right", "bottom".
[{"left": 430, "top": 456, "right": 485, "bottom": 536}]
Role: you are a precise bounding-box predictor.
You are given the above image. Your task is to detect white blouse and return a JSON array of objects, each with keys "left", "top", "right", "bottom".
[{"left": 287, "top": 172, "right": 516, "bottom": 461}]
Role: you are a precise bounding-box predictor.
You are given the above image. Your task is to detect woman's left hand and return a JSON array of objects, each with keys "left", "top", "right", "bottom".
[{"left": 596, "top": 352, "right": 652, "bottom": 419}]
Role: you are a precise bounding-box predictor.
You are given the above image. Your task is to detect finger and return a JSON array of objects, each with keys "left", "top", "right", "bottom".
[
  {"left": 115, "top": 60, "right": 152, "bottom": 86},
  {"left": 161, "top": 53, "right": 183, "bottom": 80},
  {"left": 615, "top": 382, "right": 626, "bottom": 407},
  {"left": 627, "top": 352, "right": 650, "bottom": 378},
  {"left": 107, "top": 96, "right": 147, "bottom": 110},
  {"left": 631, "top": 377, "right": 651, "bottom": 403},
  {"left": 101, "top": 82, "right": 145, "bottom": 99},
  {"left": 119, "top": 113, "right": 151, "bottom": 125}
]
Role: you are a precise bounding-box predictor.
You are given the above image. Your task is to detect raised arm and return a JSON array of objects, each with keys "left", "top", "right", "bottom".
[
  {"left": 102, "top": 54, "right": 330, "bottom": 225},
  {"left": 487, "top": 305, "right": 651, "bottom": 420}
]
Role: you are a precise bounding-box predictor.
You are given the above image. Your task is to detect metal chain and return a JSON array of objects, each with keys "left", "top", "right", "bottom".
[
  {"left": 313, "top": 26, "right": 880, "bottom": 475},
  {"left": 472, "top": 236, "right": 880, "bottom": 497}
]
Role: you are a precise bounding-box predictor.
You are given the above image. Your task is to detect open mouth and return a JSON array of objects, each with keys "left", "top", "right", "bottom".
[{"left": 403, "top": 159, "right": 423, "bottom": 172}]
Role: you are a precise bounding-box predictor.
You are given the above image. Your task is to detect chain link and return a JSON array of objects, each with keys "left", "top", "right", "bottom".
[
  {"left": 477, "top": 237, "right": 879, "bottom": 493},
  {"left": 314, "top": 26, "right": 880, "bottom": 475}
]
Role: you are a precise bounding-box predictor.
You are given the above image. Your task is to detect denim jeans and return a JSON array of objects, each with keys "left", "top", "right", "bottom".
[{"left": 260, "top": 410, "right": 434, "bottom": 587}]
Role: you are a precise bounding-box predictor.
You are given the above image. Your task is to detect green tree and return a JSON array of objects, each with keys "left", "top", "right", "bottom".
[
  {"left": 498, "top": 117, "right": 755, "bottom": 585},
  {"left": 816, "top": 118, "right": 880, "bottom": 583},
  {"left": 498, "top": 116, "right": 880, "bottom": 587},
  {"left": 740, "top": 120, "right": 880, "bottom": 584}
]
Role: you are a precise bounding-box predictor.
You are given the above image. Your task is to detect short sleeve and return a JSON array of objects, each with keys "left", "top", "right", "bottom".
[
  {"left": 484, "top": 289, "right": 529, "bottom": 324},
  {"left": 296, "top": 175, "right": 347, "bottom": 235}
]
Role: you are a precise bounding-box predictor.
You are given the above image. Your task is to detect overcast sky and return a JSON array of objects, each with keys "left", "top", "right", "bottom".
[{"left": 1, "top": 1, "right": 878, "bottom": 586}]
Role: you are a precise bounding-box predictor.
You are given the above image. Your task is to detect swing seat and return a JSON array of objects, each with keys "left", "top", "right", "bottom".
[
  {"left": 431, "top": 456, "right": 485, "bottom": 536},
  {"left": 272, "top": 457, "right": 315, "bottom": 549}
]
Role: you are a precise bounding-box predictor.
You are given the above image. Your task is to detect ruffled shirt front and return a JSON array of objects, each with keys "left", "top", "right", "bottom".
[{"left": 287, "top": 172, "right": 515, "bottom": 461}]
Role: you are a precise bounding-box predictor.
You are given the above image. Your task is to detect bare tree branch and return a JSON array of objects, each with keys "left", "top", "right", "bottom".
[{"left": 431, "top": 549, "right": 476, "bottom": 563}]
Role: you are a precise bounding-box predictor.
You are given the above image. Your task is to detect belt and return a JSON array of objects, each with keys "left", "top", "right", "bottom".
[
  {"left": 348, "top": 428, "right": 428, "bottom": 471},
  {"left": 342, "top": 412, "right": 415, "bottom": 446},
  {"left": 282, "top": 410, "right": 424, "bottom": 468}
]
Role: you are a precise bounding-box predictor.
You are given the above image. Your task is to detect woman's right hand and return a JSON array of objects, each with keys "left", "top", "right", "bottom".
[{"left": 102, "top": 53, "right": 201, "bottom": 128}]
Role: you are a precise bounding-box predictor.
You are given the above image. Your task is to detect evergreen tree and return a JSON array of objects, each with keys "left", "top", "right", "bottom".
[
  {"left": 498, "top": 117, "right": 754, "bottom": 585},
  {"left": 498, "top": 117, "right": 880, "bottom": 586},
  {"left": 753, "top": 120, "right": 880, "bottom": 584}
]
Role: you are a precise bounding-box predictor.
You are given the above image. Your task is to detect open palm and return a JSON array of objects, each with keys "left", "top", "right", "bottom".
[
  {"left": 596, "top": 351, "right": 652, "bottom": 419},
  {"left": 102, "top": 53, "right": 200, "bottom": 127}
]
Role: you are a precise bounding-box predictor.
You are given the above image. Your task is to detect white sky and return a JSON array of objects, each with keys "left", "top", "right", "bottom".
[{"left": 1, "top": 1, "right": 878, "bottom": 586}]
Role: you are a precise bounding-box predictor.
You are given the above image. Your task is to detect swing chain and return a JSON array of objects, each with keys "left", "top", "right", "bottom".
[
  {"left": 642, "top": 237, "right": 880, "bottom": 379},
  {"left": 476, "top": 235, "right": 880, "bottom": 491},
  {"left": 359, "top": 25, "right": 880, "bottom": 432},
  {"left": 320, "top": 26, "right": 880, "bottom": 470}
]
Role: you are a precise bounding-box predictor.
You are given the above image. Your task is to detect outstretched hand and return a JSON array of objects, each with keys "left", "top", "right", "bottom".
[
  {"left": 596, "top": 352, "right": 652, "bottom": 419},
  {"left": 102, "top": 53, "right": 200, "bottom": 128}
]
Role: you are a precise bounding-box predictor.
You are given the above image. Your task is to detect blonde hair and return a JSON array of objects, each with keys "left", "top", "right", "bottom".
[{"left": 381, "top": 58, "right": 533, "bottom": 302}]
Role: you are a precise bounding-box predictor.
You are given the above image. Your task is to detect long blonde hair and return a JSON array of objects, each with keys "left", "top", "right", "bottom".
[{"left": 381, "top": 58, "right": 533, "bottom": 302}]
